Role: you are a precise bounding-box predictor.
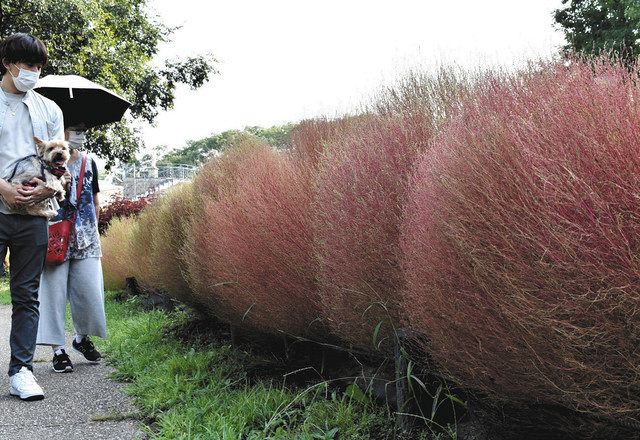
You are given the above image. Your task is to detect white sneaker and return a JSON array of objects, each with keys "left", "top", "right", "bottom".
[{"left": 9, "top": 366, "right": 44, "bottom": 401}]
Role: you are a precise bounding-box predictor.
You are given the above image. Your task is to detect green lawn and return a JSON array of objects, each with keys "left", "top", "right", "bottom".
[
  {"left": 98, "top": 292, "right": 404, "bottom": 440},
  {"left": 0, "top": 278, "right": 9, "bottom": 305},
  {"left": 0, "top": 278, "right": 430, "bottom": 439}
]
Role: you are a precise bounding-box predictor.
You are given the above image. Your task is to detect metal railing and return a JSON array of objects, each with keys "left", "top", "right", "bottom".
[{"left": 107, "top": 164, "right": 197, "bottom": 199}]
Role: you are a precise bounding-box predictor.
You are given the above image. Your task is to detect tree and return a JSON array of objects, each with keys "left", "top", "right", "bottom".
[
  {"left": 554, "top": 0, "right": 640, "bottom": 64},
  {"left": 0, "top": 0, "right": 217, "bottom": 167},
  {"left": 159, "top": 124, "right": 295, "bottom": 166}
]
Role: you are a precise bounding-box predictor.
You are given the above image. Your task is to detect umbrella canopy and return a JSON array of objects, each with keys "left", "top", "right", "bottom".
[{"left": 34, "top": 75, "right": 131, "bottom": 129}]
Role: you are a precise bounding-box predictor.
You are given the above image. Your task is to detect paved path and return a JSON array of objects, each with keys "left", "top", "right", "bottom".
[{"left": 0, "top": 305, "right": 142, "bottom": 439}]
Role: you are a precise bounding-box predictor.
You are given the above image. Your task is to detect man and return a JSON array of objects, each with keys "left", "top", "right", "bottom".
[{"left": 0, "top": 33, "right": 64, "bottom": 401}]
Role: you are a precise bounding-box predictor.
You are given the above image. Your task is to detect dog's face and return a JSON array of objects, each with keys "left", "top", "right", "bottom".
[{"left": 34, "top": 136, "right": 70, "bottom": 168}]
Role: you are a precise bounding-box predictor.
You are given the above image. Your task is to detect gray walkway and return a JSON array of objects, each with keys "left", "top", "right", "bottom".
[{"left": 0, "top": 305, "right": 142, "bottom": 439}]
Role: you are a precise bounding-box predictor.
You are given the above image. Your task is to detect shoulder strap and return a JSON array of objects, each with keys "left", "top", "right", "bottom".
[
  {"left": 7, "top": 154, "right": 37, "bottom": 181},
  {"left": 76, "top": 156, "right": 87, "bottom": 201}
]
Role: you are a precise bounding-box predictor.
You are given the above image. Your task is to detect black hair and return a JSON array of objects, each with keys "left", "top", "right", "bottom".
[{"left": 0, "top": 33, "right": 48, "bottom": 75}]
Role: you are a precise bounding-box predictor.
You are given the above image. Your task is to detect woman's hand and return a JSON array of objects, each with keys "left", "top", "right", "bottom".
[
  {"left": 63, "top": 171, "right": 72, "bottom": 190},
  {"left": 15, "top": 177, "right": 56, "bottom": 206}
]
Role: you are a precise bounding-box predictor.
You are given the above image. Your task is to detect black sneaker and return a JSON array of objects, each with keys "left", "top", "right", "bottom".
[
  {"left": 52, "top": 350, "right": 73, "bottom": 373},
  {"left": 72, "top": 337, "right": 102, "bottom": 362}
]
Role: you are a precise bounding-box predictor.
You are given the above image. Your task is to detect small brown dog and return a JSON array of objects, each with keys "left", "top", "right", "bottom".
[{"left": 2, "top": 136, "right": 71, "bottom": 218}]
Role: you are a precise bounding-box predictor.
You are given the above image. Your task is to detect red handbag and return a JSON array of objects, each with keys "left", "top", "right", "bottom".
[{"left": 45, "top": 156, "right": 86, "bottom": 266}]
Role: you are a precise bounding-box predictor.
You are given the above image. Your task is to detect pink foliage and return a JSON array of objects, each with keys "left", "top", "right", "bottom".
[
  {"left": 401, "top": 59, "right": 640, "bottom": 419},
  {"left": 313, "top": 70, "right": 468, "bottom": 351},
  {"left": 188, "top": 143, "right": 322, "bottom": 336},
  {"left": 314, "top": 115, "right": 430, "bottom": 350}
]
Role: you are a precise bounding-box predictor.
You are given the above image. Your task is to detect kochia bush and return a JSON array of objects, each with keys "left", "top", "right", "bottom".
[
  {"left": 400, "top": 59, "right": 640, "bottom": 420},
  {"left": 101, "top": 216, "right": 138, "bottom": 291},
  {"left": 187, "top": 141, "right": 322, "bottom": 336},
  {"left": 127, "top": 183, "right": 198, "bottom": 305},
  {"left": 314, "top": 70, "right": 468, "bottom": 351}
]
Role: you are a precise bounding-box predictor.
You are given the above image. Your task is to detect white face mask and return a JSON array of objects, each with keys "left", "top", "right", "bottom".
[
  {"left": 67, "top": 131, "right": 86, "bottom": 149},
  {"left": 8, "top": 65, "right": 40, "bottom": 92}
]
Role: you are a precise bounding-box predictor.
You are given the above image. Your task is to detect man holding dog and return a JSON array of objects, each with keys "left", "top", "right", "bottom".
[{"left": 0, "top": 33, "right": 64, "bottom": 401}]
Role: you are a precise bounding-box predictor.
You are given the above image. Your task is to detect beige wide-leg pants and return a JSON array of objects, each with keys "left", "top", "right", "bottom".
[{"left": 36, "top": 257, "right": 107, "bottom": 346}]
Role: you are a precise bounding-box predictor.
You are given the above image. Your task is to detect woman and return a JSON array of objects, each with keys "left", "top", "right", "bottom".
[{"left": 36, "top": 124, "right": 106, "bottom": 373}]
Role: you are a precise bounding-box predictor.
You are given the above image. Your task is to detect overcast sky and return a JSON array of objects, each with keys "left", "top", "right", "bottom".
[{"left": 139, "top": 0, "right": 566, "bottom": 155}]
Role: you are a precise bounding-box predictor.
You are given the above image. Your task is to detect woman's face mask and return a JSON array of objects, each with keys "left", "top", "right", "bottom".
[
  {"left": 9, "top": 64, "right": 40, "bottom": 92},
  {"left": 67, "top": 130, "right": 87, "bottom": 149}
]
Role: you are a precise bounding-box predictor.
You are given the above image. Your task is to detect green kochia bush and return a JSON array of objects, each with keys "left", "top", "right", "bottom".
[
  {"left": 130, "top": 182, "right": 199, "bottom": 306},
  {"left": 101, "top": 216, "right": 138, "bottom": 291},
  {"left": 400, "top": 58, "right": 640, "bottom": 422}
]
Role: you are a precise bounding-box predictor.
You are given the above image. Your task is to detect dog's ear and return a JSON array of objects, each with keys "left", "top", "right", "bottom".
[{"left": 34, "top": 136, "right": 46, "bottom": 156}]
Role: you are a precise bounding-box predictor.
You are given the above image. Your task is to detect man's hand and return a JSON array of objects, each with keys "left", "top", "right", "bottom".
[
  {"left": 15, "top": 177, "right": 55, "bottom": 206},
  {"left": 0, "top": 185, "right": 23, "bottom": 209}
]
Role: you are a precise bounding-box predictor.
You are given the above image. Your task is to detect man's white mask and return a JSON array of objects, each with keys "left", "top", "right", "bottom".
[{"left": 9, "top": 65, "right": 40, "bottom": 92}]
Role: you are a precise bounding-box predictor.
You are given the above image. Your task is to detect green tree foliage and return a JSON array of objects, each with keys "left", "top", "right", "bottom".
[
  {"left": 554, "top": 0, "right": 640, "bottom": 64},
  {"left": 159, "top": 124, "right": 295, "bottom": 165},
  {"left": 0, "top": 0, "right": 217, "bottom": 167}
]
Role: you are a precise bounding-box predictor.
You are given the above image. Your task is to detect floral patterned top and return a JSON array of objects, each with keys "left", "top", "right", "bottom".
[{"left": 51, "top": 154, "right": 101, "bottom": 261}]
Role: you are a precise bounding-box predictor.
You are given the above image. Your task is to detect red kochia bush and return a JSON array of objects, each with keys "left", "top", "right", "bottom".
[
  {"left": 314, "top": 116, "right": 427, "bottom": 350},
  {"left": 401, "top": 59, "right": 640, "bottom": 420},
  {"left": 188, "top": 142, "right": 322, "bottom": 336},
  {"left": 289, "top": 118, "right": 350, "bottom": 167},
  {"left": 314, "top": 70, "right": 468, "bottom": 351}
]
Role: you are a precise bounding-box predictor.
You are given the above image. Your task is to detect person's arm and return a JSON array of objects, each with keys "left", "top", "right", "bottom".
[
  {"left": 91, "top": 159, "right": 100, "bottom": 220},
  {"left": 51, "top": 105, "right": 64, "bottom": 140},
  {"left": 16, "top": 177, "right": 56, "bottom": 204},
  {"left": 94, "top": 193, "right": 99, "bottom": 221}
]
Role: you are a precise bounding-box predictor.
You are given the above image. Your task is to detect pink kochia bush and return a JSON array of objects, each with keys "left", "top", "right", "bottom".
[
  {"left": 314, "top": 71, "right": 467, "bottom": 351},
  {"left": 401, "top": 59, "right": 640, "bottom": 419},
  {"left": 314, "top": 116, "right": 428, "bottom": 350},
  {"left": 187, "top": 141, "right": 322, "bottom": 336}
]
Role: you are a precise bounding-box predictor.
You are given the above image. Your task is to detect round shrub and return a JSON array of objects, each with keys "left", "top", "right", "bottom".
[
  {"left": 128, "top": 201, "right": 160, "bottom": 288},
  {"left": 400, "top": 59, "right": 640, "bottom": 419},
  {"left": 314, "top": 70, "right": 468, "bottom": 351},
  {"left": 187, "top": 141, "right": 322, "bottom": 336},
  {"left": 101, "top": 216, "right": 138, "bottom": 290},
  {"left": 128, "top": 182, "right": 198, "bottom": 305}
]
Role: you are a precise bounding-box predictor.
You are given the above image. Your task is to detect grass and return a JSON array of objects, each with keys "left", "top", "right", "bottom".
[
  {"left": 97, "top": 291, "right": 402, "bottom": 440},
  {"left": 0, "top": 278, "right": 9, "bottom": 305}
]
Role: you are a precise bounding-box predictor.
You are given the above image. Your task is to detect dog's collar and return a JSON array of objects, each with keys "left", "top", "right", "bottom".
[{"left": 45, "top": 164, "right": 67, "bottom": 178}]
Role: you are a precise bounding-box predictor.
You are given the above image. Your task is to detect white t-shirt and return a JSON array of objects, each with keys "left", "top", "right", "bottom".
[{"left": 0, "top": 91, "right": 35, "bottom": 214}]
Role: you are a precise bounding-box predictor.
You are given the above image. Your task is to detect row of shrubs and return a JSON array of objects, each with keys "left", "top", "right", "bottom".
[{"left": 101, "top": 57, "right": 640, "bottom": 430}]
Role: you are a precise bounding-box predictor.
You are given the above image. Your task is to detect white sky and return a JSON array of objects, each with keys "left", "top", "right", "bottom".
[{"left": 139, "top": 0, "right": 566, "bottom": 155}]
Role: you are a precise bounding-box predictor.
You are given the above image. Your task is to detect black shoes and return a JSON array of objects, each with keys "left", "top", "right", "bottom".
[
  {"left": 52, "top": 350, "right": 73, "bottom": 373},
  {"left": 72, "top": 337, "right": 102, "bottom": 363}
]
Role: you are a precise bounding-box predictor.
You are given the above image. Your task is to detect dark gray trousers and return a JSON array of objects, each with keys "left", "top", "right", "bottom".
[{"left": 0, "top": 213, "right": 48, "bottom": 376}]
